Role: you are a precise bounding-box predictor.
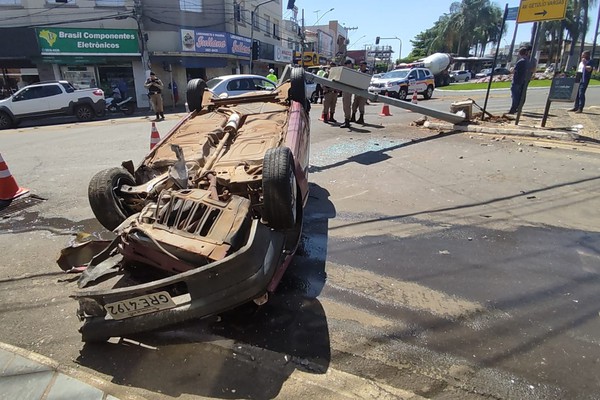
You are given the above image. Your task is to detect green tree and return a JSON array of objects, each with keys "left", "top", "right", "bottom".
[{"left": 408, "top": 0, "right": 504, "bottom": 58}]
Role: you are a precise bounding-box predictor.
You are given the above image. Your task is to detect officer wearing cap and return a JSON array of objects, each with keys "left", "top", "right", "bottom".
[
  {"left": 351, "top": 60, "right": 369, "bottom": 124},
  {"left": 144, "top": 71, "right": 165, "bottom": 121},
  {"left": 339, "top": 59, "right": 354, "bottom": 128},
  {"left": 322, "top": 61, "right": 339, "bottom": 123}
]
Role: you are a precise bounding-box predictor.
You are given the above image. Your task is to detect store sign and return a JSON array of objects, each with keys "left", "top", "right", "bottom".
[
  {"left": 275, "top": 46, "right": 293, "bottom": 63},
  {"left": 293, "top": 51, "right": 321, "bottom": 67},
  {"left": 36, "top": 28, "right": 140, "bottom": 56},
  {"left": 180, "top": 29, "right": 251, "bottom": 57}
]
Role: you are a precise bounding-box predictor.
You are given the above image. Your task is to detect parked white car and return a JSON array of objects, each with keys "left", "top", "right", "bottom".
[
  {"left": 0, "top": 80, "right": 105, "bottom": 129},
  {"left": 450, "top": 70, "right": 471, "bottom": 83}
]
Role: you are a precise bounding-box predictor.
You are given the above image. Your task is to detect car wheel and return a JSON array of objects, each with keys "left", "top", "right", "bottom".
[
  {"left": 398, "top": 87, "right": 408, "bottom": 100},
  {"left": 75, "top": 104, "right": 94, "bottom": 121},
  {"left": 423, "top": 85, "right": 434, "bottom": 100},
  {"left": 0, "top": 111, "right": 14, "bottom": 130},
  {"left": 290, "top": 67, "right": 306, "bottom": 104},
  {"left": 122, "top": 103, "right": 136, "bottom": 115},
  {"left": 186, "top": 78, "right": 206, "bottom": 113},
  {"left": 262, "top": 147, "right": 297, "bottom": 230},
  {"left": 310, "top": 90, "right": 318, "bottom": 104},
  {"left": 88, "top": 167, "right": 137, "bottom": 231}
]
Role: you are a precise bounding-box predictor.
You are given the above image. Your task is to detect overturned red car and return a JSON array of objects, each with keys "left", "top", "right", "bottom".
[{"left": 58, "top": 67, "right": 311, "bottom": 342}]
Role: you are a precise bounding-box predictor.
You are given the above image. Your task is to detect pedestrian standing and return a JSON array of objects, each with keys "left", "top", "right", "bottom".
[
  {"left": 168, "top": 80, "right": 179, "bottom": 105},
  {"left": 266, "top": 69, "right": 278, "bottom": 83},
  {"left": 322, "top": 62, "right": 339, "bottom": 123},
  {"left": 569, "top": 51, "right": 593, "bottom": 113},
  {"left": 351, "top": 60, "right": 369, "bottom": 124},
  {"left": 340, "top": 59, "right": 354, "bottom": 128},
  {"left": 316, "top": 66, "right": 327, "bottom": 104},
  {"left": 144, "top": 71, "right": 165, "bottom": 121},
  {"left": 508, "top": 47, "right": 528, "bottom": 114}
]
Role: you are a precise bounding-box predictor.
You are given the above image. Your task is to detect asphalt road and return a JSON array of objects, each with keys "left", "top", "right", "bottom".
[{"left": 0, "top": 95, "right": 599, "bottom": 399}]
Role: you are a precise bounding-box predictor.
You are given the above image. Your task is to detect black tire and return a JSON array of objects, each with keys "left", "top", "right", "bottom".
[
  {"left": 290, "top": 67, "right": 306, "bottom": 103},
  {"left": 262, "top": 147, "right": 297, "bottom": 230},
  {"left": 88, "top": 167, "right": 137, "bottom": 230},
  {"left": 0, "top": 111, "right": 14, "bottom": 130},
  {"left": 423, "top": 85, "right": 434, "bottom": 100},
  {"left": 310, "top": 90, "right": 318, "bottom": 104},
  {"left": 75, "top": 104, "right": 95, "bottom": 121},
  {"left": 186, "top": 78, "right": 206, "bottom": 113},
  {"left": 122, "top": 103, "right": 136, "bottom": 115},
  {"left": 398, "top": 87, "right": 408, "bottom": 100}
]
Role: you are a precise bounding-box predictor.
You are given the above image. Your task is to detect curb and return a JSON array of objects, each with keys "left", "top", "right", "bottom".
[
  {"left": 423, "top": 120, "right": 579, "bottom": 141},
  {"left": 0, "top": 342, "right": 143, "bottom": 400}
]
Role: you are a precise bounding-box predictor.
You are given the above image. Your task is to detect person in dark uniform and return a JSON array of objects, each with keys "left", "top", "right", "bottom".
[{"left": 508, "top": 47, "right": 528, "bottom": 115}]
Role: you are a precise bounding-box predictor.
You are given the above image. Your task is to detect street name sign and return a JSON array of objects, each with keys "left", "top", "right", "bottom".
[{"left": 517, "top": 0, "right": 567, "bottom": 23}]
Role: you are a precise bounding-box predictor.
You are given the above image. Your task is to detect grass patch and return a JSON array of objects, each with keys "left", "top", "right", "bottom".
[{"left": 440, "top": 79, "right": 600, "bottom": 91}]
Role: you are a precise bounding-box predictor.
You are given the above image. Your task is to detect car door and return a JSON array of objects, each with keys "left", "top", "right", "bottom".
[
  {"left": 417, "top": 69, "right": 427, "bottom": 91},
  {"left": 10, "top": 86, "right": 48, "bottom": 116},
  {"left": 407, "top": 70, "right": 418, "bottom": 93}
]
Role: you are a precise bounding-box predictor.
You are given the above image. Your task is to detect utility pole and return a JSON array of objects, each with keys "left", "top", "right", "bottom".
[{"left": 133, "top": 0, "right": 150, "bottom": 74}]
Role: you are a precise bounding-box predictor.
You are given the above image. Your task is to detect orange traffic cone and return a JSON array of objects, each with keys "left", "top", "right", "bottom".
[
  {"left": 150, "top": 122, "right": 160, "bottom": 149},
  {"left": 0, "top": 153, "right": 29, "bottom": 201},
  {"left": 411, "top": 91, "right": 418, "bottom": 104},
  {"left": 379, "top": 104, "right": 392, "bottom": 116}
]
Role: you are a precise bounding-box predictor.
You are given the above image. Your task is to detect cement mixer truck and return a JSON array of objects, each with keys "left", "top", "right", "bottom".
[{"left": 396, "top": 53, "right": 453, "bottom": 87}]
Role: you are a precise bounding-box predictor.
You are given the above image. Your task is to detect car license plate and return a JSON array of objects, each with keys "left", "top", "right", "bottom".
[{"left": 104, "top": 291, "right": 176, "bottom": 320}]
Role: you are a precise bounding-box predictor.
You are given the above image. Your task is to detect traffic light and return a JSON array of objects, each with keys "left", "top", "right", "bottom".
[
  {"left": 287, "top": 0, "right": 295, "bottom": 10},
  {"left": 375, "top": 36, "right": 380, "bottom": 45},
  {"left": 252, "top": 40, "right": 261, "bottom": 60}
]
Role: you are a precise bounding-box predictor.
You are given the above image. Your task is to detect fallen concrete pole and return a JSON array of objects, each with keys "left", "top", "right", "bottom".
[{"left": 307, "top": 71, "right": 467, "bottom": 125}]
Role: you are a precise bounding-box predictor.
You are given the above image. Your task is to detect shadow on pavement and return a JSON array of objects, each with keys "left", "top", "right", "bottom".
[
  {"left": 75, "top": 183, "right": 336, "bottom": 399},
  {"left": 309, "top": 131, "right": 460, "bottom": 173}
]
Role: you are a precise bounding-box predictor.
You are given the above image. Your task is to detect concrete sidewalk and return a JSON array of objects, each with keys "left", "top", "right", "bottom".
[
  {"left": 0, "top": 342, "right": 119, "bottom": 400},
  {"left": 424, "top": 104, "right": 600, "bottom": 143}
]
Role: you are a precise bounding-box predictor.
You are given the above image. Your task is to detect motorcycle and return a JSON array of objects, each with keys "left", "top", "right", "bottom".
[{"left": 100, "top": 88, "right": 136, "bottom": 116}]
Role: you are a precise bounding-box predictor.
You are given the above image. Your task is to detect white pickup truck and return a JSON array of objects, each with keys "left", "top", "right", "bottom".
[{"left": 0, "top": 80, "right": 105, "bottom": 129}]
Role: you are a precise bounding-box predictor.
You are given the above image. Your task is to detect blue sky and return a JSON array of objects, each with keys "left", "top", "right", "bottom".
[{"left": 285, "top": 0, "right": 600, "bottom": 58}]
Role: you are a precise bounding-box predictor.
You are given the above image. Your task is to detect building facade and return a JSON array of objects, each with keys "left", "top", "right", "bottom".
[{"left": 0, "top": 0, "right": 297, "bottom": 107}]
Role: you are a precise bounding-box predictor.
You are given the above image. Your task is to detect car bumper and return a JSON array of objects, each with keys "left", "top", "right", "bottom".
[
  {"left": 75, "top": 219, "right": 287, "bottom": 342},
  {"left": 369, "top": 86, "right": 397, "bottom": 95},
  {"left": 93, "top": 99, "right": 106, "bottom": 115}
]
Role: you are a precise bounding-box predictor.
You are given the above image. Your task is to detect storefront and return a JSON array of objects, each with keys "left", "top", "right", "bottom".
[
  {"left": 35, "top": 27, "right": 146, "bottom": 106},
  {"left": 0, "top": 28, "right": 41, "bottom": 98},
  {"left": 145, "top": 29, "right": 254, "bottom": 106}
]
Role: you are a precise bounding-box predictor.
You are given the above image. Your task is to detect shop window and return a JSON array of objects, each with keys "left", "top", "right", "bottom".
[
  {"left": 180, "top": 0, "right": 201, "bottom": 13},
  {"left": 96, "top": 0, "right": 124, "bottom": 6},
  {"left": 0, "top": 0, "right": 21, "bottom": 6}
]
